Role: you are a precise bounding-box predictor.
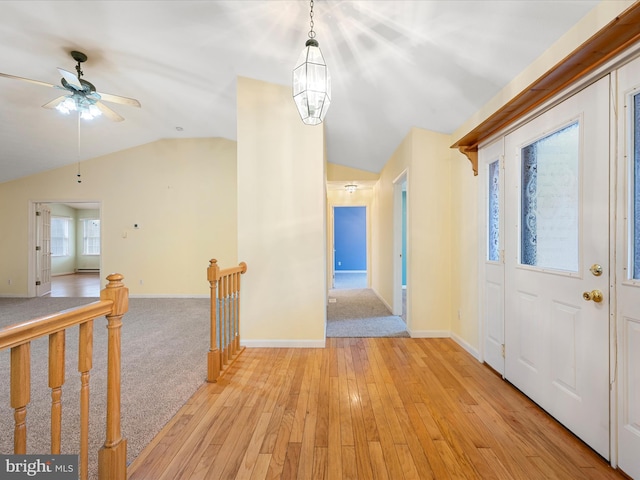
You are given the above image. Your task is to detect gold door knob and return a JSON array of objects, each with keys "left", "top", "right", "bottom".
[
  {"left": 582, "top": 290, "right": 603, "bottom": 303},
  {"left": 589, "top": 264, "right": 603, "bottom": 276}
]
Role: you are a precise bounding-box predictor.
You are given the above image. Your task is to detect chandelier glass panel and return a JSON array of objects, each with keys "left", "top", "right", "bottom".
[{"left": 293, "top": 0, "right": 331, "bottom": 125}]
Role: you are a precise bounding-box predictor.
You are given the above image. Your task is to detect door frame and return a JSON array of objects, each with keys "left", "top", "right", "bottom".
[
  {"left": 392, "top": 170, "right": 408, "bottom": 317},
  {"left": 28, "top": 199, "right": 102, "bottom": 297}
]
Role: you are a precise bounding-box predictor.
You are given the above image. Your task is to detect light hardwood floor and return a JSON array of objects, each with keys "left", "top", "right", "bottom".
[
  {"left": 127, "top": 337, "right": 626, "bottom": 480},
  {"left": 48, "top": 273, "right": 100, "bottom": 297}
]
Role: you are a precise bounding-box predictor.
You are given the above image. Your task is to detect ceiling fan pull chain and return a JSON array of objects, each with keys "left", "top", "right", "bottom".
[{"left": 77, "top": 112, "right": 82, "bottom": 183}]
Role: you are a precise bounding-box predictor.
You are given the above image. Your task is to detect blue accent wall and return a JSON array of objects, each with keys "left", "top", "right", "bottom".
[{"left": 334, "top": 206, "right": 366, "bottom": 271}]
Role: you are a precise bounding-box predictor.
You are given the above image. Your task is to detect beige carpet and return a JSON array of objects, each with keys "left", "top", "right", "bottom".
[
  {"left": 326, "top": 288, "right": 409, "bottom": 337},
  {"left": 0, "top": 297, "right": 210, "bottom": 479}
]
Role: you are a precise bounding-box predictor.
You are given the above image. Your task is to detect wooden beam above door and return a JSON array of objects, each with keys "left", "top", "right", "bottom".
[{"left": 452, "top": 2, "right": 640, "bottom": 176}]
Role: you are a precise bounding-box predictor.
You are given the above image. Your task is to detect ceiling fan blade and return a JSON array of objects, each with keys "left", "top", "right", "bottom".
[
  {"left": 58, "top": 68, "right": 81, "bottom": 89},
  {"left": 96, "top": 91, "right": 141, "bottom": 108},
  {"left": 0, "top": 72, "right": 57, "bottom": 89},
  {"left": 95, "top": 101, "right": 124, "bottom": 122},
  {"left": 42, "top": 95, "right": 67, "bottom": 109}
]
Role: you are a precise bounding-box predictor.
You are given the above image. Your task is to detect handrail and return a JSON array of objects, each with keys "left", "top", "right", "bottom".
[
  {"left": 0, "top": 302, "right": 112, "bottom": 350},
  {"left": 0, "top": 273, "right": 128, "bottom": 480},
  {"left": 206, "top": 259, "right": 247, "bottom": 382}
]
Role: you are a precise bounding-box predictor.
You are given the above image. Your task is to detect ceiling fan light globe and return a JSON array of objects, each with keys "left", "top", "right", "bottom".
[
  {"left": 88, "top": 104, "right": 102, "bottom": 117},
  {"left": 62, "top": 97, "right": 77, "bottom": 111},
  {"left": 55, "top": 104, "right": 70, "bottom": 115}
]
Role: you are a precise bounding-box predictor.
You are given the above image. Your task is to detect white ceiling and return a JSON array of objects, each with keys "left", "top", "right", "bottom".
[{"left": 0, "top": 1, "right": 600, "bottom": 184}]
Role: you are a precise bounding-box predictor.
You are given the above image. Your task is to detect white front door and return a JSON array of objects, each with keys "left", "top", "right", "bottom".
[
  {"left": 504, "top": 76, "right": 610, "bottom": 459},
  {"left": 615, "top": 55, "right": 640, "bottom": 480},
  {"left": 35, "top": 204, "right": 51, "bottom": 296}
]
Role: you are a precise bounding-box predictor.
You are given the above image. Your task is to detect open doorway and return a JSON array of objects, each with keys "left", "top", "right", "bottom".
[
  {"left": 31, "top": 201, "right": 101, "bottom": 297},
  {"left": 332, "top": 206, "right": 367, "bottom": 289},
  {"left": 393, "top": 171, "right": 407, "bottom": 320}
]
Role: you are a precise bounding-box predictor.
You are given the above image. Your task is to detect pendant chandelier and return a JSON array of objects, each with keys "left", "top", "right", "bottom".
[{"left": 293, "top": 0, "right": 331, "bottom": 125}]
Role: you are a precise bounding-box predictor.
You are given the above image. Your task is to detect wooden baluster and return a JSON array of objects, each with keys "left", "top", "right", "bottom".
[
  {"left": 49, "top": 330, "right": 65, "bottom": 454},
  {"left": 225, "top": 275, "right": 230, "bottom": 364},
  {"left": 232, "top": 272, "right": 239, "bottom": 355},
  {"left": 236, "top": 262, "right": 247, "bottom": 353},
  {"left": 78, "top": 320, "right": 94, "bottom": 480},
  {"left": 98, "top": 274, "right": 128, "bottom": 480},
  {"left": 207, "top": 259, "right": 221, "bottom": 383},
  {"left": 11, "top": 343, "right": 30, "bottom": 454},
  {"left": 219, "top": 274, "right": 227, "bottom": 366}
]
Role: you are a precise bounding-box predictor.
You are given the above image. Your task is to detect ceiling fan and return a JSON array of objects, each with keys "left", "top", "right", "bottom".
[{"left": 0, "top": 50, "right": 141, "bottom": 122}]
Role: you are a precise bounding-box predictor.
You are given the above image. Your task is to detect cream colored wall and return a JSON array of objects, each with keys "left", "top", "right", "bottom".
[
  {"left": 371, "top": 128, "right": 452, "bottom": 335},
  {"left": 407, "top": 129, "right": 452, "bottom": 335},
  {"left": 449, "top": 151, "right": 479, "bottom": 352},
  {"left": 372, "top": 133, "right": 410, "bottom": 307},
  {"left": 0, "top": 137, "right": 237, "bottom": 297},
  {"left": 237, "top": 76, "right": 326, "bottom": 346},
  {"left": 327, "top": 162, "right": 379, "bottom": 182}
]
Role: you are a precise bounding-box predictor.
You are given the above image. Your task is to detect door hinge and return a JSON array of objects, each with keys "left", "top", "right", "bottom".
[
  {"left": 501, "top": 344, "right": 505, "bottom": 358},
  {"left": 35, "top": 246, "right": 41, "bottom": 251},
  {"left": 35, "top": 280, "right": 41, "bottom": 286},
  {"left": 36, "top": 211, "right": 41, "bottom": 216}
]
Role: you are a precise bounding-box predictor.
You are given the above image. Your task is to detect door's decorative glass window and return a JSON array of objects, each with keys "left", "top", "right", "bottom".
[
  {"left": 633, "top": 92, "right": 640, "bottom": 279},
  {"left": 521, "top": 121, "right": 580, "bottom": 272},
  {"left": 488, "top": 159, "right": 500, "bottom": 261}
]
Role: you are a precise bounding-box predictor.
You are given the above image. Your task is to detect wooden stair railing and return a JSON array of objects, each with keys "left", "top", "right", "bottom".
[
  {"left": 0, "top": 273, "right": 128, "bottom": 480},
  {"left": 207, "top": 259, "right": 247, "bottom": 383}
]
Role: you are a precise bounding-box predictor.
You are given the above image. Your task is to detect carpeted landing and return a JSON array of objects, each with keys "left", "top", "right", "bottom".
[
  {"left": 326, "top": 288, "right": 409, "bottom": 338},
  {"left": 1, "top": 297, "right": 210, "bottom": 480}
]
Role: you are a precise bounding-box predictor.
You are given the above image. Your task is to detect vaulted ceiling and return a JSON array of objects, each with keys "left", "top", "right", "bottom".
[{"left": 0, "top": 1, "right": 600, "bottom": 184}]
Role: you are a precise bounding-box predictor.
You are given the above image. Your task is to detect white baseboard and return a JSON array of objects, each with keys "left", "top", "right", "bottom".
[
  {"left": 241, "top": 339, "right": 326, "bottom": 348},
  {"left": 0, "top": 293, "right": 29, "bottom": 298},
  {"left": 408, "top": 329, "right": 451, "bottom": 338},
  {"left": 451, "top": 332, "right": 481, "bottom": 361},
  {"left": 372, "top": 289, "right": 393, "bottom": 312}
]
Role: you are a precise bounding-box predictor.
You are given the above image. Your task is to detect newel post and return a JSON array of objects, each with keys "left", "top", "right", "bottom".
[
  {"left": 98, "top": 274, "right": 128, "bottom": 480},
  {"left": 207, "top": 259, "right": 221, "bottom": 383}
]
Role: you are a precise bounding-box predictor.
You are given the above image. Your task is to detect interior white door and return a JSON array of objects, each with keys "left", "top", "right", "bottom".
[
  {"left": 504, "top": 76, "right": 610, "bottom": 459},
  {"left": 480, "top": 139, "right": 505, "bottom": 375},
  {"left": 36, "top": 204, "right": 51, "bottom": 296},
  {"left": 615, "top": 56, "right": 640, "bottom": 480}
]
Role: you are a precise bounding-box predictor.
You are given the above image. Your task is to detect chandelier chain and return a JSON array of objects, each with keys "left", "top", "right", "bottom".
[{"left": 308, "top": 0, "right": 316, "bottom": 39}]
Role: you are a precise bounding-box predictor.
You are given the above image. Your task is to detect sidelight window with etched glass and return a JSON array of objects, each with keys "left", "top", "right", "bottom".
[
  {"left": 633, "top": 92, "right": 640, "bottom": 279},
  {"left": 488, "top": 159, "right": 500, "bottom": 262}
]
